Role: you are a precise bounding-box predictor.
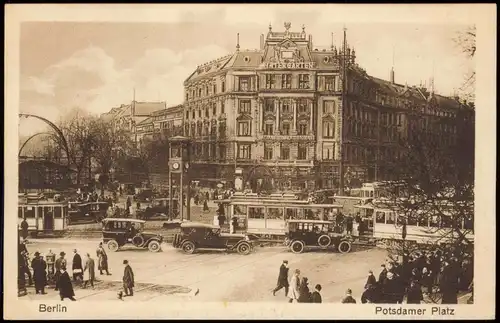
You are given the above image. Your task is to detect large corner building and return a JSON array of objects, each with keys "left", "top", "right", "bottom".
[{"left": 182, "top": 23, "right": 473, "bottom": 192}]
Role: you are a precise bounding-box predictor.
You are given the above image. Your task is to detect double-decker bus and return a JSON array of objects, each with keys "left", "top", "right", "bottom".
[{"left": 217, "top": 192, "right": 343, "bottom": 240}]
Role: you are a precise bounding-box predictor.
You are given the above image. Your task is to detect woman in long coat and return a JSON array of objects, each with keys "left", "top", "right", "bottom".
[
  {"left": 286, "top": 269, "right": 301, "bottom": 303},
  {"left": 297, "top": 277, "right": 312, "bottom": 303},
  {"left": 96, "top": 243, "right": 110, "bottom": 275},
  {"left": 56, "top": 266, "right": 76, "bottom": 301}
]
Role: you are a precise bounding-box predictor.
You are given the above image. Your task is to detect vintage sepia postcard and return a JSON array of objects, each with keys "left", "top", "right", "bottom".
[{"left": 4, "top": 3, "right": 496, "bottom": 320}]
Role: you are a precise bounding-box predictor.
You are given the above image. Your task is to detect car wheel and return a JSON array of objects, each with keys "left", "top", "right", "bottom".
[
  {"left": 338, "top": 240, "right": 352, "bottom": 254},
  {"left": 290, "top": 240, "right": 305, "bottom": 254},
  {"left": 181, "top": 241, "right": 196, "bottom": 254},
  {"left": 107, "top": 240, "right": 119, "bottom": 252},
  {"left": 318, "top": 235, "right": 332, "bottom": 248},
  {"left": 148, "top": 240, "right": 161, "bottom": 252},
  {"left": 237, "top": 242, "right": 251, "bottom": 255}
]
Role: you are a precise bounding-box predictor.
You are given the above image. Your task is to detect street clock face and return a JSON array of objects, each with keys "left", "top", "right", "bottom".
[{"left": 172, "top": 162, "right": 180, "bottom": 170}]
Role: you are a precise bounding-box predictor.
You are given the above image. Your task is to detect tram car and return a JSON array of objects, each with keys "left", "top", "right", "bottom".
[
  {"left": 353, "top": 199, "right": 474, "bottom": 246},
  {"left": 217, "top": 192, "right": 343, "bottom": 240},
  {"left": 18, "top": 195, "right": 69, "bottom": 237}
]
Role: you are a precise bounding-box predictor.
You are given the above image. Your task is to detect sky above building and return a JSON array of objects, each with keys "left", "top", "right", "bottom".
[{"left": 18, "top": 5, "right": 474, "bottom": 136}]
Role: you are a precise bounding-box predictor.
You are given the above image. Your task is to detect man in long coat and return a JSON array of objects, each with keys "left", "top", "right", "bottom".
[
  {"left": 365, "top": 270, "right": 377, "bottom": 289},
  {"left": 56, "top": 266, "right": 76, "bottom": 301},
  {"left": 122, "top": 260, "right": 135, "bottom": 296},
  {"left": 31, "top": 251, "right": 47, "bottom": 294},
  {"left": 83, "top": 253, "right": 96, "bottom": 288},
  {"left": 54, "top": 252, "right": 67, "bottom": 291},
  {"left": 20, "top": 217, "right": 29, "bottom": 241},
  {"left": 72, "top": 249, "right": 83, "bottom": 282},
  {"left": 272, "top": 260, "right": 290, "bottom": 296},
  {"left": 286, "top": 269, "right": 301, "bottom": 303},
  {"left": 96, "top": 243, "right": 111, "bottom": 275}
]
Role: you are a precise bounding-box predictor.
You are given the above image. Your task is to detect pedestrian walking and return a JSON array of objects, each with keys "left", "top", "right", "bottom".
[
  {"left": 31, "top": 252, "right": 47, "bottom": 294},
  {"left": 56, "top": 266, "right": 76, "bottom": 301},
  {"left": 345, "top": 214, "right": 354, "bottom": 235},
  {"left": 96, "top": 243, "right": 111, "bottom": 275},
  {"left": 20, "top": 217, "right": 29, "bottom": 241},
  {"left": 203, "top": 200, "right": 209, "bottom": 212},
  {"left": 231, "top": 216, "right": 238, "bottom": 234},
  {"left": 378, "top": 264, "right": 388, "bottom": 286},
  {"left": 122, "top": 260, "right": 135, "bottom": 297},
  {"left": 82, "top": 253, "right": 96, "bottom": 289},
  {"left": 272, "top": 260, "right": 289, "bottom": 296},
  {"left": 54, "top": 252, "right": 67, "bottom": 291},
  {"left": 361, "top": 283, "right": 381, "bottom": 304},
  {"left": 406, "top": 280, "right": 424, "bottom": 304},
  {"left": 286, "top": 269, "right": 301, "bottom": 303},
  {"left": 365, "top": 270, "right": 377, "bottom": 289},
  {"left": 298, "top": 277, "right": 312, "bottom": 303},
  {"left": 341, "top": 289, "right": 357, "bottom": 303},
  {"left": 72, "top": 249, "right": 83, "bottom": 282},
  {"left": 311, "top": 284, "right": 322, "bottom": 303}
]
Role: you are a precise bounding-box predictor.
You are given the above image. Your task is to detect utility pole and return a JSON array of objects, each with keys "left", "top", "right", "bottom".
[{"left": 338, "top": 26, "right": 347, "bottom": 196}]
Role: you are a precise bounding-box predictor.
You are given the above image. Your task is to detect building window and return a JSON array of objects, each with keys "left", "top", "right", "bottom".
[
  {"left": 213, "top": 84, "right": 217, "bottom": 94},
  {"left": 265, "top": 74, "right": 276, "bottom": 89},
  {"left": 212, "top": 104, "right": 216, "bottom": 116},
  {"left": 238, "top": 144, "right": 251, "bottom": 159},
  {"left": 185, "top": 93, "right": 188, "bottom": 101},
  {"left": 323, "top": 101, "right": 336, "bottom": 114},
  {"left": 298, "top": 100, "right": 308, "bottom": 113},
  {"left": 192, "top": 111, "right": 195, "bottom": 119},
  {"left": 198, "top": 89, "right": 202, "bottom": 97},
  {"left": 221, "top": 101, "right": 225, "bottom": 114},
  {"left": 298, "top": 144, "right": 307, "bottom": 160},
  {"left": 239, "top": 100, "right": 251, "bottom": 114},
  {"left": 264, "top": 145, "right": 273, "bottom": 160},
  {"left": 221, "top": 81, "right": 225, "bottom": 92},
  {"left": 299, "top": 74, "right": 310, "bottom": 89},
  {"left": 325, "top": 76, "right": 335, "bottom": 91},
  {"left": 239, "top": 77, "right": 250, "bottom": 91},
  {"left": 264, "top": 123, "right": 274, "bottom": 135},
  {"left": 282, "top": 123, "right": 291, "bottom": 135},
  {"left": 280, "top": 145, "right": 290, "bottom": 160},
  {"left": 281, "top": 100, "right": 291, "bottom": 113},
  {"left": 264, "top": 99, "right": 274, "bottom": 113},
  {"left": 323, "top": 121, "right": 335, "bottom": 138},
  {"left": 298, "top": 123, "right": 308, "bottom": 135},
  {"left": 322, "top": 143, "right": 334, "bottom": 160},
  {"left": 237, "top": 121, "right": 251, "bottom": 136},
  {"left": 219, "top": 144, "right": 226, "bottom": 159},
  {"left": 205, "top": 108, "right": 209, "bottom": 118},
  {"left": 185, "top": 111, "right": 189, "bottom": 120},
  {"left": 198, "top": 110, "right": 201, "bottom": 118},
  {"left": 281, "top": 74, "right": 292, "bottom": 89}
]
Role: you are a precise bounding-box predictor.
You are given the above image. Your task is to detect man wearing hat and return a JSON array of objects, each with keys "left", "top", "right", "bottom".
[
  {"left": 122, "top": 260, "right": 135, "bottom": 297},
  {"left": 272, "top": 260, "right": 290, "bottom": 297},
  {"left": 341, "top": 288, "right": 357, "bottom": 303},
  {"left": 378, "top": 264, "right": 388, "bottom": 286},
  {"left": 57, "top": 265, "right": 76, "bottom": 301},
  {"left": 72, "top": 249, "right": 83, "bottom": 282},
  {"left": 381, "top": 271, "right": 399, "bottom": 303},
  {"left": 54, "top": 252, "right": 67, "bottom": 291},
  {"left": 31, "top": 252, "right": 47, "bottom": 294}
]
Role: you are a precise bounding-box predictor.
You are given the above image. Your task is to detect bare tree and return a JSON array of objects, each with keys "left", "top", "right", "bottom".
[
  {"left": 381, "top": 106, "right": 474, "bottom": 263},
  {"left": 52, "top": 109, "right": 96, "bottom": 185},
  {"left": 453, "top": 25, "right": 476, "bottom": 102}
]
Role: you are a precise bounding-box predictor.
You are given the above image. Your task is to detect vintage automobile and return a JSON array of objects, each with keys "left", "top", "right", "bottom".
[
  {"left": 172, "top": 222, "right": 257, "bottom": 255},
  {"left": 67, "top": 201, "right": 109, "bottom": 225},
  {"left": 133, "top": 188, "right": 155, "bottom": 203},
  {"left": 284, "top": 219, "right": 353, "bottom": 254},
  {"left": 101, "top": 218, "right": 163, "bottom": 252},
  {"left": 137, "top": 197, "right": 179, "bottom": 220}
]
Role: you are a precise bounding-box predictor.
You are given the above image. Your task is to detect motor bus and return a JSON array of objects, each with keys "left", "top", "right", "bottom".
[
  {"left": 354, "top": 200, "right": 474, "bottom": 246},
  {"left": 18, "top": 198, "right": 69, "bottom": 237},
  {"left": 217, "top": 192, "right": 343, "bottom": 240}
]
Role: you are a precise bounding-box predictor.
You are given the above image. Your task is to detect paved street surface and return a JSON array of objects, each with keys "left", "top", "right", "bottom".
[{"left": 22, "top": 239, "right": 472, "bottom": 303}]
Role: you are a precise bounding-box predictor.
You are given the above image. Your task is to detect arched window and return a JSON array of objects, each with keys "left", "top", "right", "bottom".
[{"left": 322, "top": 121, "right": 335, "bottom": 138}]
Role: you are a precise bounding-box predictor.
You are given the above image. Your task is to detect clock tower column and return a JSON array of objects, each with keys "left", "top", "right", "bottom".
[{"left": 168, "top": 136, "right": 192, "bottom": 221}]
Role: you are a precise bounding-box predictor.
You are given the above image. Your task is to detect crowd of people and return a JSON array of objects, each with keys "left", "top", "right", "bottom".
[
  {"left": 270, "top": 247, "right": 473, "bottom": 305},
  {"left": 18, "top": 237, "right": 138, "bottom": 301}
]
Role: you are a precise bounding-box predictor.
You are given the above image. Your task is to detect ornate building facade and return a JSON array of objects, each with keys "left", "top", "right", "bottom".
[{"left": 182, "top": 23, "right": 474, "bottom": 192}]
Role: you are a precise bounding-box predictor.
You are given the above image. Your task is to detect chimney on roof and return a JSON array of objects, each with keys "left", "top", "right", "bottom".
[
  {"left": 236, "top": 33, "right": 240, "bottom": 52},
  {"left": 308, "top": 35, "right": 313, "bottom": 49},
  {"left": 390, "top": 67, "right": 395, "bottom": 84},
  {"left": 260, "top": 34, "right": 264, "bottom": 50}
]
